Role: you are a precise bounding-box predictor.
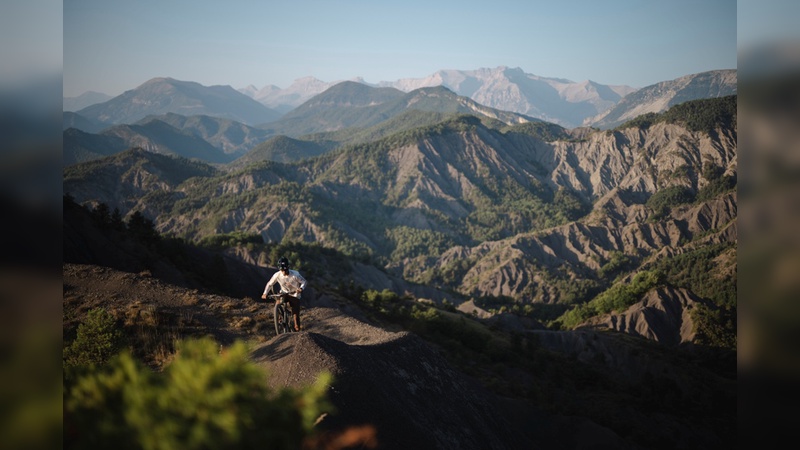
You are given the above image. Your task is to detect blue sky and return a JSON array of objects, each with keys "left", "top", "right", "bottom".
[{"left": 62, "top": 0, "right": 741, "bottom": 97}]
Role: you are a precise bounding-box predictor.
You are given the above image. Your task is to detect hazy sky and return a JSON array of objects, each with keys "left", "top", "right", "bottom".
[{"left": 63, "top": 0, "right": 738, "bottom": 97}]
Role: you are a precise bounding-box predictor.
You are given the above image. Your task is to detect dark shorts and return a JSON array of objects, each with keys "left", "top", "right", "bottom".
[{"left": 282, "top": 293, "right": 300, "bottom": 315}]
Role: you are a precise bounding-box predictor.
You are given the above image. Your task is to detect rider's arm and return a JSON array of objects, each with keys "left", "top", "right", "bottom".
[
  {"left": 294, "top": 271, "right": 307, "bottom": 291},
  {"left": 262, "top": 272, "right": 280, "bottom": 296}
]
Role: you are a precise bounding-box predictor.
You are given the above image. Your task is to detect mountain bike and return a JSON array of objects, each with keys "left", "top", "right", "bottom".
[{"left": 266, "top": 293, "right": 294, "bottom": 336}]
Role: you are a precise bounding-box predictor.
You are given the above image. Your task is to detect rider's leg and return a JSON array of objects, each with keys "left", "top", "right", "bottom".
[{"left": 287, "top": 295, "right": 301, "bottom": 331}]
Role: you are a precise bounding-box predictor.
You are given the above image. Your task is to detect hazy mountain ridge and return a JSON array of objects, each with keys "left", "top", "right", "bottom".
[
  {"left": 239, "top": 66, "right": 638, "bottom": 128},
  {"left": 63, "top": 90, "right": 112, "bottom": 112},
  {"left": 64, "top": 113, "right": 275, "bottom": 165},
  {"left": 67, "top": 68, "right": 734, "bottom": 137},
  {"left": 585, "top": 70, "right": 737, "bottom": 129},
  {"left": 63, "top": 127, "right": 128, "bottom": 166},
  {"left": 65, "top": 82, "right": 540, "bottom": 166},
  {"left": 263, "top": 83, "right": 536, "bottom": 137},
  {"left": 76, "top": 77, "right": 282, "bottom": 126},
  {"left": 373, "top": 66, "right": 635, "bottom": 128},
  {"left": 64, "top": 69, "right": 734, "bottom": 168},
  {"left": 63, "top": 112, "right": 109, "bottom": 133},
  {"left": 240, "top": 67, "right": 731, "bottom": 129},
  {"left": 135, "top": 112, "right": 272, "bottom": 156},
  {"left": 240, "top": 76, "right": 355, "bottom": 114},
  {"left": 97, "top": 120, "right": 232, "bottom": 164}
]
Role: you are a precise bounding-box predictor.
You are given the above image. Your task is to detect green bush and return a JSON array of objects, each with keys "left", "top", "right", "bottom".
[
  {"left": 64, "top": 308, "right": 124, "bottom": 369},
  {"left": 64, "top": 337, "right": 332, "bottom": 450}
]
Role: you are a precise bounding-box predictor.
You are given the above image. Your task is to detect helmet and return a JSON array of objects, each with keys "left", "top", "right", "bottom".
[{"left": 278, "top": 257, "right": 289, "bottom": 270}]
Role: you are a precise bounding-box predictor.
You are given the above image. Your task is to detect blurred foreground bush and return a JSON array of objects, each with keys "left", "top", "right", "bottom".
[{"left": 64, "top": 337, "right": 332, "bottom": 450}]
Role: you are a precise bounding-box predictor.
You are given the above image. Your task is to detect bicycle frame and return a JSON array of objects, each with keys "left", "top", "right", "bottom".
[{"left": 267, "top": 294, "right": 294, "bottom": 335}]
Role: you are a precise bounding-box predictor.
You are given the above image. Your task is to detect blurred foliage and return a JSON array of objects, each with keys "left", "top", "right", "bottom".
[
  {"left": 64, "top": 337, "right": 332, "bottom": 450},
  {"left": 1, "top": 325, "right": 63, "bottom": 450}
]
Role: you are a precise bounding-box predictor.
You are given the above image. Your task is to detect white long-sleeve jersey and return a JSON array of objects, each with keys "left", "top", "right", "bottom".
[{"left": 263, "top": 269, "right": 307, "bottom": 298}]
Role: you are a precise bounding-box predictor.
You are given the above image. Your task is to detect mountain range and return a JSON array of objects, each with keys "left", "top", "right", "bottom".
[
  {"left": 63, "top": 67, "right": 735, "bottom": 169},
  {"left": 63, "top": 82, "right": 539, "bottom": 166},
  {"left": 66, "top": 67, "right": 736, "bottom": 131},
  {"left": 234, "top": 66, "right": 735, "bottom": 128}
]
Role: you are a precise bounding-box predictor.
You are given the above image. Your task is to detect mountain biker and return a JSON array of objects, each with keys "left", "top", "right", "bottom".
[{"left": 261, "top": 256, "right": 307, "bottom": 331}]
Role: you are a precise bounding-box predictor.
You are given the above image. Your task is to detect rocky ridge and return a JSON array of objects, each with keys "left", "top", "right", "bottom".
[{"left": 584, "top": 70, "right": 737, "bottom": 129}]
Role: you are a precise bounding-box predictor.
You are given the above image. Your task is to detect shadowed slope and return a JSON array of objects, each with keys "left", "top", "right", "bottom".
[{"left": 251, "top": 318, "right": 530, "bottom": 450}]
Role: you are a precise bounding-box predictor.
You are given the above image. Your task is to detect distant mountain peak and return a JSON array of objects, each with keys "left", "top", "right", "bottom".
[
  {"left": 75, "top": 77, "right": 281, "bottom": 126},
  {"left": 376, "top": 66, "right": 633, "bottom": 127},
  {"left": 63, "top": 91, "right": 113, "bottom": 112},
  {"left": 584, "top": 69, "right": 737, "bottom": 129}
]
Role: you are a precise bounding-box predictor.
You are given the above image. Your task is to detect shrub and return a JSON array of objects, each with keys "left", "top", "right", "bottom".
[
  {"left": 64, "top": 308, "right": 124, "bottom": 369},
  {"left": 64, "top": 337, "right": 332, "bottom": 450}
]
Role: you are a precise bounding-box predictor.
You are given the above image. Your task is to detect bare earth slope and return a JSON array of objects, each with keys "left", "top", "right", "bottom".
[
  {"left": 252, "top": 329, "right": 526, "bottom": 450},
  {"left": 64, "top": 263, "right": 637, "bottom": 450}
]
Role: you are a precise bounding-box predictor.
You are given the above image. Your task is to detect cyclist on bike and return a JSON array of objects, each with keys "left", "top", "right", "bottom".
[{"left": 261, "top": 256, "right": 307, "bottom": 331}]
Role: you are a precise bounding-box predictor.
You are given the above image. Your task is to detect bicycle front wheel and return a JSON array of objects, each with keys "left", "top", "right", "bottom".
[{"left": 283, "top": 306, "right": 293, "bottom": 333}]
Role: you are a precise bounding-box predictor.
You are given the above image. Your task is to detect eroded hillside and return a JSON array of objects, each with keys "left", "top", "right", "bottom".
[{"left": 63, "top": 97, "right": 737, "bottom": 349}]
